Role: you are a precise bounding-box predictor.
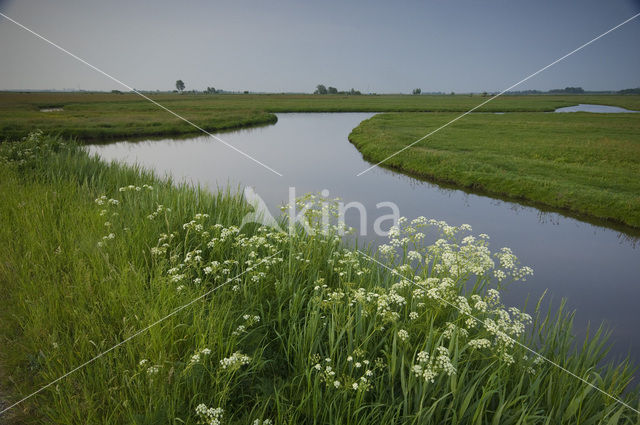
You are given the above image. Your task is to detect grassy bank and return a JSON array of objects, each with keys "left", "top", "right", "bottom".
[
  {"left": 349, "top": 112, "right": 640, "bottom": 228},
  {"left": 2, "top": 92, "right": 639, "bottom": 141},
  {"left": 0, "top": 93, "right": 278, "bottom": 141},
  {"left": 0, "top": 132, "right": 638, "bottom": 424}
]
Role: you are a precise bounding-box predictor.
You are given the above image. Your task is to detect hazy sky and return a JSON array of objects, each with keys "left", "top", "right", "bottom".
[{"left": 1, "top": 0, "right": 639, "bottom": 93}]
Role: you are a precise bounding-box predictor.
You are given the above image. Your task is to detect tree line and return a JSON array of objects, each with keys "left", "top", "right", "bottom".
[{"left": 314, "top": 84, "right": 361, "bottom": 95}]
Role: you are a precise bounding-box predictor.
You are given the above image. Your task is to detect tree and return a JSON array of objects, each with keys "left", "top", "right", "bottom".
[
  {"left": 205, "top": 86, "right": 216, "bottom": 94},
  {"left": 176, "top": 80, "right": 185, "bottom": 93},
  {"left": 328, "top": 86, "right": 338, "bottom": 94},
  {"left": 549, "top": 86, "right": 584, "bottom": 94},
  {"left": 412, "top": 88, "right": 422, "bottom": 95},
  {"left": 314, "top": 84, "right": 328, "bottom": 95}
]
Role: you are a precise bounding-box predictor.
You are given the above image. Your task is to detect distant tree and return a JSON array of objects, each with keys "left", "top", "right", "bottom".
[
  {"left": 565, "top": 86, "right": 584, "bottom": 94},
  {"left": 412, "top": 88, "right": 422, "bottom": 95},
  {"left": 328, "top": 86, "right": 338, "bottom": 94},
  {"left": 205, "top": 86, "right": 216, "bottom": 94},
  {"left": 549, "top": 86, "right": 584, "bottom": 94},
  {"left": 482, "top": 91, "right": 488, "bottom": 97},
  {"left": 349, "top": 88, "right": 361, "bottom": 95},
  {"left": 450, "top": 91, "right": 455, "bottom": 95},
  {"left": 175, "top": 80, "right": 185, "bottom": 93},
  {"left": 314, "top": 84, "right": 328, "bottom": 95},
  {"left": 618, "top": 87, "right": 640, "bottom": 95}
]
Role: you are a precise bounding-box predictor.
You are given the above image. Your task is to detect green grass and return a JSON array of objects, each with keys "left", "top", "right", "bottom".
[
  {"left": 349, "top": 112, "right": 640, "bottom": 229},
  {"left": 2, "top": 92, "right": 639, "bottom": 141},
  {"left": 0, "top": 132, "right": 639, "bottom": 424},
  {"left": 0, "top": 92, "right": 278, "bottom": 141}
]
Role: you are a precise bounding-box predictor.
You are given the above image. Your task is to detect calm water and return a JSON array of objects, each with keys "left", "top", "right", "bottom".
[
  {"left": 555, "top": 103, "right": 638, "bottom": 113},
  {"left": 88, "top": 113, "right": 640, "bottom": 365}
]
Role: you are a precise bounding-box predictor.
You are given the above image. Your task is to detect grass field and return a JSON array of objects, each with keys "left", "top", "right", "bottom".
[
  {"left": 349, "top": 112, "right": 640, "bottom": 229},
  {"left": 1, "top": 132, "right": 638, "bottom": 424},
  {"left": 2, "top": 92, "right": 640, "bottom": 141}
]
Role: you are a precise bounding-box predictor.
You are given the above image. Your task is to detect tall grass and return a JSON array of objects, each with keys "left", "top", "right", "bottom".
[{"left": 0, "top": 133, "right": 638, "bottom": 424}]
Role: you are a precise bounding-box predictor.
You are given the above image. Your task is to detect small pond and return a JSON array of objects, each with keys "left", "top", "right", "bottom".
[{"left": 555, "top": 104, "right": 638, "bottom": 113}]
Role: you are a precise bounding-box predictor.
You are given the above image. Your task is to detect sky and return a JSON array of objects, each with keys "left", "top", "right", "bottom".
[{"left": 0, "top": 0, "right": 639, "bottom": 93}]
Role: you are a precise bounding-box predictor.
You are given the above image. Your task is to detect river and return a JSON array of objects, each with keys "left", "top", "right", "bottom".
[{"left": 88, "top": 112, "right": 640, "bottom": 366}]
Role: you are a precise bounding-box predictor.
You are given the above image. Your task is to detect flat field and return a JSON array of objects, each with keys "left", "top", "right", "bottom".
[
  {"left": 2, "top": 92, "right": 640, "bottom": 140},
  {"left": 349, "top": 112, "right": 640, "bottom": 228}
]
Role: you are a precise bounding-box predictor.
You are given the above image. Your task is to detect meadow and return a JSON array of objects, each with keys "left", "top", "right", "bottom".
[
  {"left": 2, "top": 92, "right": 640, "bottom": 140},
  {"left": 349, "top": 112, "right": 640, "bottom": 228},
  {"left": 0, "top": 132, "right": 638, "bottom": 424}
]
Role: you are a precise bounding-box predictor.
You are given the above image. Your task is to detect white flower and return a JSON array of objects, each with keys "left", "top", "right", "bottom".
[
  {"left": 352, "top": 382, "right": 359, "bottom": 390},
  {"left": 397, "top": 329, "right": 409, "bottom": 341},
  {"left": 333, "top": 380, "right": 341, "bottom": 388},
  {"left": 417, "top": 351, "right": 429, "bottom": 363},
  {"left": 219, "top": 351, "right": 250, "bottom": 369},
  {"left": 195, "top": 404, "right": 224, "bottom": 425},
  {"left": 468, "top": 338, "right": 491, "bottom": 349},
  {"left": 188, "top": 348, "right": 212, "bottom": 366}
]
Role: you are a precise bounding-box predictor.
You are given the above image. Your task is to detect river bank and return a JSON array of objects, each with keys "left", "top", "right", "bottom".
[{"left": 1, "top": 132, "right": 637, "bottom": 423}]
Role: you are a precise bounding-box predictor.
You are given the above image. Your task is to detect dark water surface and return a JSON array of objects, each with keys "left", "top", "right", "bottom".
[{"left": 88, "top": 113, "right": 640, "bottom": 366}]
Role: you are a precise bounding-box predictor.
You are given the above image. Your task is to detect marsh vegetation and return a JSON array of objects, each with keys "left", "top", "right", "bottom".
[{"left": 0, "top": 133, "right": 638, "bottom": 423}]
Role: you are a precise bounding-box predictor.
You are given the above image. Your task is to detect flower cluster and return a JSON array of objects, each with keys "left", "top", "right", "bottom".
[
  {"left": 312, "top": 352, "right": 383, "bottom": 393},
  {"left": 138, "top": 359, "right": 161, "bottom": 376},
  {"left": 232, "top": 314, "right": 261, "bottom": 336},
  {"left": 94, "top": 194, "right": 122, "bottom": 247},
  {"left": 0, "top": 131, "right": 70, "bottom": 168},
  {"left": 147, "top": 204, "right": 171, "bottom": 221},
  {"left": 219, "top": 351, "right": 251, "bottom": 370},
  {"left": 412, "top": 346, "right": 456, "bottom": 383},
  {"left": 397, "top": 329, "right": 409, "bottom": 342},
  {"left": 280, "top": 192, "right": 354, "bottom": 237},
  {"left": 195, "top": 404, "right": 224, "bottom": 425},
  {"left": 119, "top": 184, "right": 153, "bottom": 192},
  {"left": 188, "top": 348, "right": 212, "bottom": 366}
]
